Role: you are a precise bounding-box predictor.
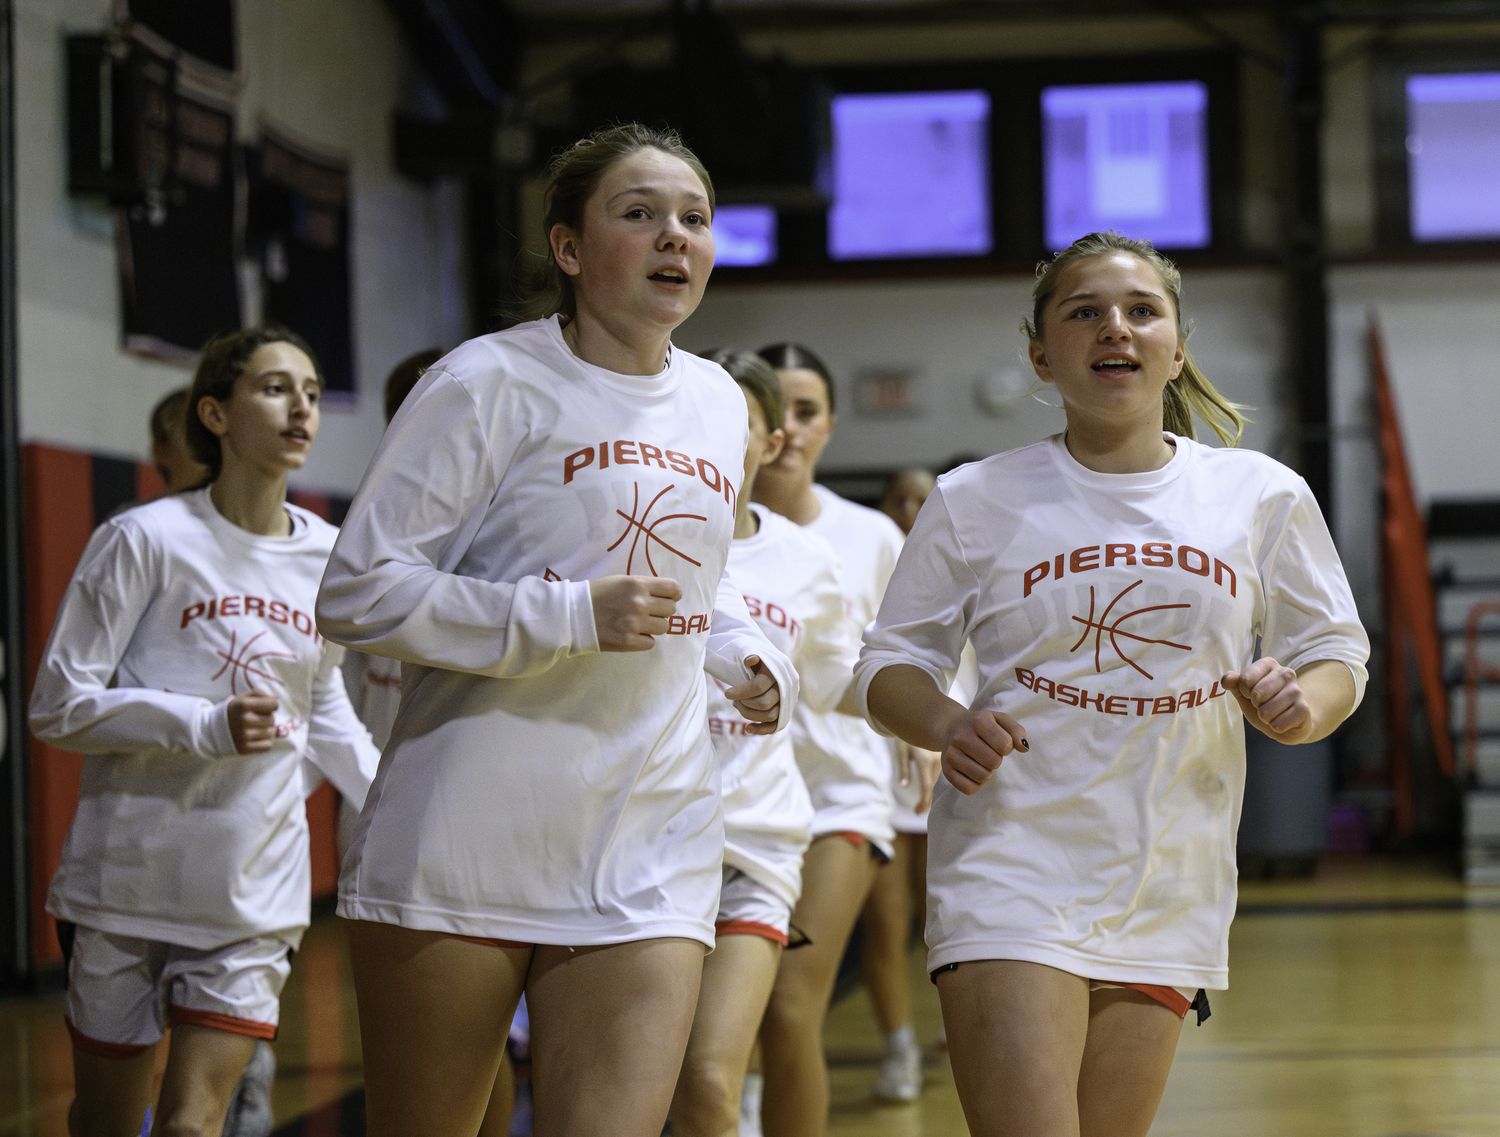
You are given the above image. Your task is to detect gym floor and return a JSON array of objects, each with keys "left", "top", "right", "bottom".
[{"left": 1, "top": 855, "right": 1496, "bottom": 1136}]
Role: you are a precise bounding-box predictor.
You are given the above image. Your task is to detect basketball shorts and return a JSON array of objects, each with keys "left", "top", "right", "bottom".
[
  {"left": 63, "top": 924, "right": 293, "bottom": 1057},
  {"left": 715, "top": 867, "right": 791, "bottom": 946}
]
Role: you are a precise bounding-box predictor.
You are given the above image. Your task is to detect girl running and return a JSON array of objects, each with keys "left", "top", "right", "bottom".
[
  {"left": 30, "top": 327, "right": 380, "bottom": 1137},
  {"left": 315, "top": 124, "right": 796, "bottom": 1137},
  {"left": 670, "top": 350, "right": 859, "bottom": 1137},
  {"left": 857, "top": 232, "right": 1370, "bottom": 1137},
  {"left": 751, "top": 343, "right": 938, "bottom": 1136}
]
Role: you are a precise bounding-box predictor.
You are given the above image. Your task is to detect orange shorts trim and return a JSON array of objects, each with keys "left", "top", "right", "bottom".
[
  {"left": 447, "top": 933, "right": 531, "bottom": 950},
  {"left": 714, "top": 919, "right": 789, "bottom": 946},
  {"left": 832, "top": 830, "right": 866, "bottom": 849},
  {"left": 1097, "top": 982, "right": 1192, "bottom": 1018},
  {"left": 65, "top": 1018, "right": 153, "bottom": 1060},
  {"left": 168, "top": 1006, "right": 277, "bottom": 1040}
]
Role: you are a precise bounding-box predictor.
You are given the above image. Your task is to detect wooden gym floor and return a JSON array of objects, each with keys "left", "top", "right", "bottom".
[{"left": 1, "top": 855, "right": 1497, "bottom": 1136}]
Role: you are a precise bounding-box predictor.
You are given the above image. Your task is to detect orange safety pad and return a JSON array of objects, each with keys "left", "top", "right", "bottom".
[
  {"left": 23, "top": 445, "right": 95, "bottom": 967},
  {"left": 134, "top": 460, "right": 167, "bottom": 504},
  {"left": 306, "top": 781, "right": 340, "bottom": 901}
]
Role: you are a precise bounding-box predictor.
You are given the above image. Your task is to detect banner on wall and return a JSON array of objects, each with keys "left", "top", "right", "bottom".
[
  {"left": 115, "top": 50, "right": 242, "bottom": 362},
  {"left": 250, "top": 123, "right": 355, "bottom": 396}
]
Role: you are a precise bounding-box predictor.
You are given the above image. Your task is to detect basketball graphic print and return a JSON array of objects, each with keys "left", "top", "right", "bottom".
[
  {"left": 210, "top": 629, "right": 298, "bottom": 694},
  {"left": 607, "top": 481, "right": 708, "bottom": 575},
  {"left": 1069, "top": 579, "right": 1192, "bottom": 680}
]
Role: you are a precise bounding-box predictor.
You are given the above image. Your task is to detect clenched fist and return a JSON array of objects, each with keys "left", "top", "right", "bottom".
[
  {"left": 942, "top": 710, "right": 1028, "bottom": 795},
  {"left": 228, "top": 690, "right": 279, "bottom": 754},
  {"left": 591, "top": 576, "right": 683, "bottom": 652}
]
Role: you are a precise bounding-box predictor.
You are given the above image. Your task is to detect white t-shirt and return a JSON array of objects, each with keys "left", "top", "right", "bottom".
[
  {"left": 708, "top": 505, "right": 858, "bottom": 910},
  {"left": 794, "top": 484, "right": 902, "bottom": 852},
  {"left": 855, "top": 434, "right": 1369, "bottom": 989},
  {"left": 317, "top": 317, "right": 797, "bottom": 948},
  {"left": 30, "top": 490, "right": 381, "bottom": 950}
]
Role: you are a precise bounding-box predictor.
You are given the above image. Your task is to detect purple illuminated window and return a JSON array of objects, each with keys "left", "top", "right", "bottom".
[
  {"left": 713, "top": 204, "right": 778, "bottom": 267},
  {"left": 828, "top": 90, "right": 992, "bottom": 260},
  {"left": 1042, "top": 81, "right": 1210, "bottom": 251},
  {"left": 1407, "top": 72, "right": 1500, "bottom": 241}
]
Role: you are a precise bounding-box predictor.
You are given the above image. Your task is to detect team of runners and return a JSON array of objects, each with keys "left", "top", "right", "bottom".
[{"left": 31, "top": 124, "right": 1369, "bottom": 1137}]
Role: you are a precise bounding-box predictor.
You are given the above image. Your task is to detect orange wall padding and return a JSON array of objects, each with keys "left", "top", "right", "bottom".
[
  {"left": 23, "top": 445, "right": 342, "bottom": 969},
  {"left": 24, "top": 445, "right": 97, "bottom": 966},
  {"left": 1371, "top": 322, "right": 1456, "bottom": 836},
  {"left": 305, "top": 783, "right": 340, "bottom": 899}
]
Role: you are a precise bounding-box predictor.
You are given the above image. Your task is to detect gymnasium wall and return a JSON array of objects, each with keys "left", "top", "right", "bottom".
[
  {"left": 14, "top": 0, "right": 467, "bottom": 498},
  {"left": 558, "top": 12, "right": 1500, "bottom": 641},
  {"left": 14, "top": 0, "right": 454, "bottom": 967}
]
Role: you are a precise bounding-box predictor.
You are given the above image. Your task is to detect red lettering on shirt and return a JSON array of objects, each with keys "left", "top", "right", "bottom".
[
  {"left": 179, "top": 595, "right": 320, "bottom": 643},
  {"left": 1020, "top": 539, "right": 1237, "bottom": 599},
  {"left": 1013, "top": 667, "right": 1236, "bottom": 720}
]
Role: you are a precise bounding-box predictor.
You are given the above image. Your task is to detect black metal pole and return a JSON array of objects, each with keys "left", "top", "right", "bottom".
[
  {"left": 1282, "top": 5, "right": 1332, "bottom": 519},
  {"left": 0, "top": 0, "right": 30, "bottom": 984}
]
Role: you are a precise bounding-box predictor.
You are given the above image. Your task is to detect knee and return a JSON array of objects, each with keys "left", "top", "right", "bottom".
[
  {"left": 760, "top": 990, "right": 822, "bottom": 1046},
  {"left": 674, "top": 1061, "right": 740, "bottom": 1135}
]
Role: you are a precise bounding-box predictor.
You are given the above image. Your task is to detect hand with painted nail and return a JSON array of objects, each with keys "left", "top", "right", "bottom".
[
  {"left": 942, "top": 710, "right": 1028, "bottom": 795},
  {"left": 1222, "top": 657, "right": 1313, "bottom": 743}
]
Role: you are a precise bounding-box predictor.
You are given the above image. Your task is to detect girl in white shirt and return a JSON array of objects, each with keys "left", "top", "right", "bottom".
[
  {"left": 315, "top": 125, "right": 795, "bottom": 1137},
  {"left": 857, "top": 232, "right": 1370, "bottom": 1137},
  {"left": 751, "top": 342, "right": 939, "bottom": 1137},
  {"left": 670, "top": 351, "right": 858, "bottom": 1137},
  {"left": 30, "top": 327, "right": 380, "bottom": 1137}
]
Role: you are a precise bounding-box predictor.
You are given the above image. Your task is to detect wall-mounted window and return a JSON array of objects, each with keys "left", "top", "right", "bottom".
[
  {"left": 828, "top": 90, "right": 992, "bottom": 260},
  {"left": 714, "top": 204, "right": 779, "bottom": 267},
  {"left": 700, "top": 50, "right": 1237, "bottom": 279},
  {"left": 1373, "top": 44, "right": 1500, "bottom": 251},
  {"left": 1041, "top": 80, "right": 1210, "bottom": 251},
  {"left": 1406, "top": 72, "right": 1500, "bottom": 242}
]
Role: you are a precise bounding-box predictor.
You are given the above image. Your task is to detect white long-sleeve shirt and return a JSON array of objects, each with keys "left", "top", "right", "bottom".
[
  {"left": 30, "top": 490, "right": 381, "bottom": 950},
  {"left": 340, "top": 650, "right": 402, "bottom": 750},
  {"left": 855, "top": 434, "right": 1370, "bottom": 989},
  {"left": 317, "top": 317, "right": 797, "bottom": 948},
  {"left": 708, "top": 505, "right": 858, "bottom": 910},
  {"left": 793, "top": 484, "right": 902, "bottom": 852}
]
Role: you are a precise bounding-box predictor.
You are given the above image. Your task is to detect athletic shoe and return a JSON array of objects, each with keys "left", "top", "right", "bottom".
[
  {"left": 871, "top": 1036, "right": 922, "bottom": 1103},
  {"left": 738, "top": 1071, "right": 764, "bottom": 1137},
  {"left": 221, "top": 1039, "right": 276, "bottom": 1137}
]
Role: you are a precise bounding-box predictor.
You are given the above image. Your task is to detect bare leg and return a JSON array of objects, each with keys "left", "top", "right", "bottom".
[
  {"left": 527, "top": 938, "right": 705, "bottom": 1137},
  {"left": 937, "top": 960, "right": 1088, "bottom": 1137},
  {"left": 759, "top": 837, "right": 879, "bottom": 1137},
  {"left": 347, "top": 920, "right": 526, "bottom": 1137},
  {"left": 670, "top": 934, "right": 782, "bottom": 1137},
  {"left": 477, "top": 1054, "right": 516, "bottom": 1137},
  {"left": 937, "top": 961, "right": 1184, "bottom": 1137},
  {"left": 69, "top": 1043, "right": 158, "bottom": 1137},
  {"left": 151, "top": 1024, "right": 257, "bottom": 1136},
  {"left": 860, "top": 835, "right": 911, "bottom": 1036},
  {"left": 1077, "top": 989, "right": 1182, "bottom": 1137}
]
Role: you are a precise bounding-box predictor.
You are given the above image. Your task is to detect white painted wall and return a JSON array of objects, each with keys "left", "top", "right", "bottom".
[
  {"left": 15, "top": 0, "right": 467, "bottom": 496},
  {"left": 678, "top": 266, "right": 1292, "bottom": 473}
]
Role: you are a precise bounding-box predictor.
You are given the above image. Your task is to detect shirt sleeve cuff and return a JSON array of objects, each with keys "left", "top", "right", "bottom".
[
  {"left": 201, "top": 699, "right": 238, "bottom": 758},
  {"left": 567, "top": 579, "right": 599, "bottom": 656}
]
